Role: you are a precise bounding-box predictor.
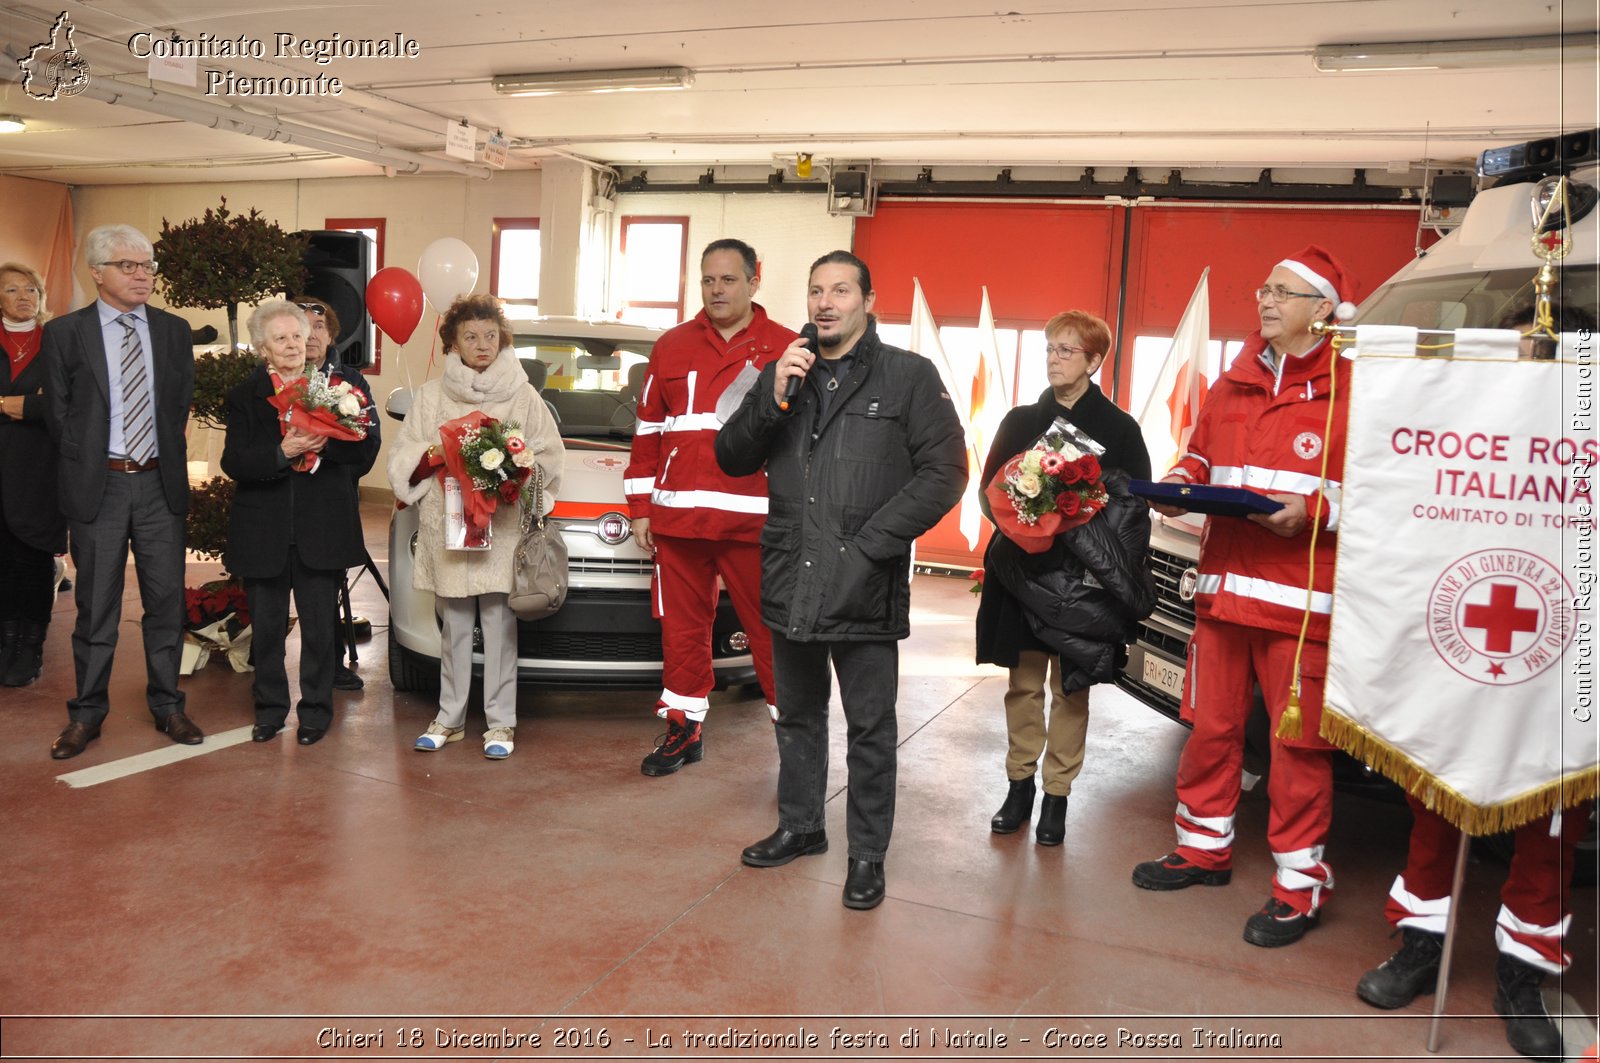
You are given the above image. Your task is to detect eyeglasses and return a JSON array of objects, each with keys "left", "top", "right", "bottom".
[
  {"left": 1255, "top": 284, "right": 1322, "bottom": 303},
  {"left": 295, "top": 302, "right": 327, "bottom": 316},
  {"left": 1045, "top": 343, "right": 1092, "bottom": 360},
  {"left": 97, "top": 259, "right": 159, "bottom": 276}
]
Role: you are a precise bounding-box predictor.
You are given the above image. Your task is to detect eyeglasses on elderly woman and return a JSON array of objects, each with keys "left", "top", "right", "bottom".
[{"left": 295, "top": 302, "right": 327, "bottom": 316}]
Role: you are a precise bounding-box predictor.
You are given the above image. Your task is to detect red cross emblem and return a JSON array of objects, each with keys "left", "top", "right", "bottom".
[
  {"left": 1538, "top": 229, "right": 1567, "bottom": 252},
  {"left": 1293, "top": 432, "right": 1321, "bottom": 460},
  {"left": 1428, "top": 551, "right": 1573, "bottom": 686},
  {"left": 1462, "top": 582, "right": 1541, "bottom": 653}
]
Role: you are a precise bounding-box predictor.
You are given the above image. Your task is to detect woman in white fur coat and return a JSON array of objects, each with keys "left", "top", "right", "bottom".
[{"left": 387, "top": 295, "right": 564, "bottom": 759}]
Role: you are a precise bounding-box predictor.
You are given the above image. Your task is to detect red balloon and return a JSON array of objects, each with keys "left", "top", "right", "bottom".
[{"left": 365, "top": 266, "right": 424, "bottom": 344}]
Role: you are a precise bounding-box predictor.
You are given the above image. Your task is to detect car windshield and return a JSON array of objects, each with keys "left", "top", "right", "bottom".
[
  {"left": 514, "top": 335, "right": 654, "bottom": 441},
  {"left": 1356, "top": 263, "right": 1598, "bottom": 330}
]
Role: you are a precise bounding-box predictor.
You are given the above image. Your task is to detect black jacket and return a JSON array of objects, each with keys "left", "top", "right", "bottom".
[
  {"left": 45, "top": 302, "right": 194, "bottom": 521},
  {"left": 220, "top": 365, "right": 376, "bottom": 579},
  {"left": 984, "top": 471, "right": 1156, "bottom": 691},
  {"left": 975, "top": 384, "right": 1152, "bottom": 669},
  {"left": 1, "top": 335, "right": 66, "bottom": 552},
  {"left": 715, "top": 321, "right": 968, "bottom": 641}
]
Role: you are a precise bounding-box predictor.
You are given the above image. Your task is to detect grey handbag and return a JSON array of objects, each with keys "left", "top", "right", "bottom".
[{"left": 507, "top": 464, "right": 568, "bottom": 621}]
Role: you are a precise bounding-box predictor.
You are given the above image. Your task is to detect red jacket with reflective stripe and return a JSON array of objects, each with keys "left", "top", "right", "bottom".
[
  {"left": 625, "top": 305, "right": 796, "bottom": 541},
  {"left": 1169, "top": 332, "right": 1350, "bottom": 639}
]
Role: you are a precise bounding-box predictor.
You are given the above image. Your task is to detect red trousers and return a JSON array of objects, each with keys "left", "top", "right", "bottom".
[
  {"left": 1386, "top": 795, "right": 1587, "bottom": 973},
  {"left": 1173, "top": 618, "right": 1336, "bottom": 914},
  {"left": 651, "top": 534, "right": 774, "bottom": 721}
]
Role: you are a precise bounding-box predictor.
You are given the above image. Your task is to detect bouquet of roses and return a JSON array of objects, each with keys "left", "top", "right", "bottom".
[
  {"left": 267, "top": 366, "right": 373, "bottom": 470},
  {"left": 984, "top": 417, "right": 1109, "bottom": 554},
  {"left": 268, "top": 366, "right": 372, "bottom": 440},
  {"left": 438, "top": 411, "right": 538, "bottom": 547}
]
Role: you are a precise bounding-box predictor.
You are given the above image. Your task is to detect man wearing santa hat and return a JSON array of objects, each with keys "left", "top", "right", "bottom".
[{"left": 1131, "top": 244, "right": 1357, "bottom": 948}]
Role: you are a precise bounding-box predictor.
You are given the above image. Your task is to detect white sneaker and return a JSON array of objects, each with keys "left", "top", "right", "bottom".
[
  {"left": 415, "top": 721, "right": 464, "bottom": 751},
  {"left": 483, "top": 727, "right": 515, "bottom": 760}
]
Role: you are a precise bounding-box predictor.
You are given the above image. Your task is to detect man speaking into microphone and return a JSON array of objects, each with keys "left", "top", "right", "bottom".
[{"left": 715, "top": 250, "right": 966, "bottom": 910}]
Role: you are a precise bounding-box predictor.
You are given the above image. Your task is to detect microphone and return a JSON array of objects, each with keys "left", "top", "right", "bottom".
[{"left": 779, "top": 322, "right": 819, "bottom": 411}]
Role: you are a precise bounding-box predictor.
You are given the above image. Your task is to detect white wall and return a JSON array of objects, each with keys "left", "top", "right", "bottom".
[{"left": 612, "top": 192, "right": 854, "bottom": 332}]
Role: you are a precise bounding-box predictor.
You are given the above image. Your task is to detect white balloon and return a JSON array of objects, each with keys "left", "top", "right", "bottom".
[{"left": 417, "top": 237, "right": 480, "bottom": 312}]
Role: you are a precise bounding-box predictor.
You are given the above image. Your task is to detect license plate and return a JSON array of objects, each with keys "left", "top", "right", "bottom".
[{"left": 1143, "top": 653, "right": 1185, "bottom": 699}]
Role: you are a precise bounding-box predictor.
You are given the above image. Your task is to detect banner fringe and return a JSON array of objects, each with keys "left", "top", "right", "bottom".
[{"left": 1320, "top": 710, "right": 1599, "bottom": 835}]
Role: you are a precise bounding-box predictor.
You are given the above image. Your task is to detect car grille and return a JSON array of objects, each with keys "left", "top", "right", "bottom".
[
  {"left": 1149, "top": 547, "right": 1197, "bottom": 628},
  {"left": 518, "top": 630, "right": 663, "bottom": 661},
  {"left": 568, "top": 557, "right": 653, "bottom": 576},
  {"left": 1134, "top": 620, "right": 1190, "bottom": 661}
]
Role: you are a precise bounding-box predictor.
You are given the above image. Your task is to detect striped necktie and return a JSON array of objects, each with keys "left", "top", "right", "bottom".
[{"left": 118, "top": 313, "right": 155, "bottom": 463}]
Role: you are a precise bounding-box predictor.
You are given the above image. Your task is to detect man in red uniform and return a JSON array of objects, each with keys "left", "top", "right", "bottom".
[
  {"left": 1132, "top": 245, "right": 1357, "bottom": 947},
  {"left": 626, "top": 239, "right": 795, "bottom": 775}
]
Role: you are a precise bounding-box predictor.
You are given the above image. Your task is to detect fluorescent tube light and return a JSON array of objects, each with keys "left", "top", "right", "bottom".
[
  {"left": 0, "top": 115, "right": 25, "bottom": 133},
  {"left": 492, "top": 66, "right": 693, "bottom": 97},
  {"left": 1313, "top": 34, "right": 1594, "bottom": 72}
]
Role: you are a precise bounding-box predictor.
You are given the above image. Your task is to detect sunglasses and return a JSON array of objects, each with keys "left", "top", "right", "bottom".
[{"left": 295, "top": 302, "right": 327, "bottom": 316}]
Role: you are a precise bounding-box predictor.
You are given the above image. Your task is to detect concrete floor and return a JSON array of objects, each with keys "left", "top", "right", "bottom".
[{"left": 1, "top": 501, "right": 1595, "bottom": 1061}]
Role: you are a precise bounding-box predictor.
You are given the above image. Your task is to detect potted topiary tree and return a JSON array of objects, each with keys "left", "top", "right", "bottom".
[{"left": 154, "top": 196, "right": 309, "bottom": 348}]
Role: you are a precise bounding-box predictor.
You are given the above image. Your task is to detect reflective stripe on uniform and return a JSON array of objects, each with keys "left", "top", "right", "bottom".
[
  {"left": 650, "top": 488, "right": 768, "bottom": 514},
  {"left": 1195, "top": 572, "right": 1332, "bottom": 614}
]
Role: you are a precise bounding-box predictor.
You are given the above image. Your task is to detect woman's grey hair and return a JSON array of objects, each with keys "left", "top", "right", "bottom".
[
  {"left": 84, "top": 224, "right": 154, "bottom": 266},
  {"left": 0, "top": 261, "right": 48, "bottom": 324},
  {"left": 247, "top": 298, "right": 309, "bottom": 349}
]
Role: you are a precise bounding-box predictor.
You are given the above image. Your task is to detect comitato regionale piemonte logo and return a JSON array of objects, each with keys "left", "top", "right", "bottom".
[{"left": 20, "top": 11, "right": 92, "bottom": 100}]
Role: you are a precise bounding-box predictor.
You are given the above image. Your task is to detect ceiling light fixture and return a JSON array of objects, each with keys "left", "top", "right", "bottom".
[
  {"left": 1313, "top": 34, "right": 1595, "bottom": 72},
  {"left": 0, "top": 115, "right": 26, "bottom": 134},
  {"left": 492, "top": 66, "right": 693, "bottom": 97}
]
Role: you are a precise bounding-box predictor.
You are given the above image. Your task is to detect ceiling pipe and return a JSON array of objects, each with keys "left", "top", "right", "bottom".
[{"left": 1, "top": 45, "right": 492, "bottom": 179}]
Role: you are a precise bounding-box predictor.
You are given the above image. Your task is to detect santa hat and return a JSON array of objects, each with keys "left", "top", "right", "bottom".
[{"left": 1278, "top": 244, "right": 1359, "bottom": 322}]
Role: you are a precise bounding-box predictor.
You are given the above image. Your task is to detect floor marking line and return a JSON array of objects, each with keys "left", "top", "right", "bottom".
[{"left": 56, "top": 726, "right": 255, "bottom": 788}]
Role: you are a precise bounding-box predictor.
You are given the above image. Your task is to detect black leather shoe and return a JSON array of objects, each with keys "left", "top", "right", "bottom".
[
  {"left": 296, "top": 726, "right": 327, "bottom": 746},
  {"left": 741, "top": 828, "right": 828, "bottom": 867},
  {"left": 842, "top": 858, "right": 886, "bottom": 910},
  {"left": 332, "top": 665, "right": 364, "bottom": 691},
  {"left": 156, "top": 711, "right": 204, "bottom": 745},
  {"left": 1035, "top": 793, "right": 1068, "bottom": 846},
  {"left": 51, "top": 721, "right": 100, "bottom": 760},
  {"left": 251, "top": 723, "right": 284, "bottom": 742},
  {"left": 990, "top": 776, "right": 1036, "bottom": 834}
]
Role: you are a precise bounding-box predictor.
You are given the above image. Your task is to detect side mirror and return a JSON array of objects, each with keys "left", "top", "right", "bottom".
[{"left": 385, "top": 387, "right": 413, "bottom": 422}]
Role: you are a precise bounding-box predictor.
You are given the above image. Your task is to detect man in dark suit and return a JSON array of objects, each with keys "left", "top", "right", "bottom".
[{"left": 44, "top": 224, "right": 203, "bottom": 759}]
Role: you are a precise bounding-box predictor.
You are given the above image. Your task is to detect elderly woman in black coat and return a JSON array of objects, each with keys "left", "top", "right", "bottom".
[
  {"left": 975, "top": 309, "right": 1153, "bottom": 846},
  {"left": 221, "top": 299, "right": 377, "bottom": 745},
  {"left": 0, "top": 261, "right": 64, "bottom": 687}
]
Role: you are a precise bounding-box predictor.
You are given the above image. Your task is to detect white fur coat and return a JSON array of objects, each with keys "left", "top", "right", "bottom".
[{"left": 387, "top": 348, "right": 564, "bottom": 599}]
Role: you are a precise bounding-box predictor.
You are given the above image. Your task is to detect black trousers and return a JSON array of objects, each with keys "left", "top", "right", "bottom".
[
  {"left": 771, "top": 632, "right": 899, "bottom": 862},
  {"left": 0, "top": 509, "right": 54, "bottom": 625},
  {"left": 245, "top": 546, "right": 340, "bottom": 730},
  {"left": 67, "top": 470, "right": 185, "bottom": 726}
]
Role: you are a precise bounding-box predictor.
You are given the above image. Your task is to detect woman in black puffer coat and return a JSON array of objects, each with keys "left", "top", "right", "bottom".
[{"left": 975, "top": 310, "right": 1153, "bottom": 845}]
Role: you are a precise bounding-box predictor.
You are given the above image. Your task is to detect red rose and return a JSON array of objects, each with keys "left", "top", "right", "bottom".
[
  {"left": 498, "top": 478, "right": 522, "bottom": 504},
  {"left": 1056, "top": 491, "right": 1082, "bottom": 516},
  {"left": 1058, "top": 461, "right": 1083, "bottom": 484},
  {"left": 1078, "top": 455, "right": 1102, "bottom": 482}
]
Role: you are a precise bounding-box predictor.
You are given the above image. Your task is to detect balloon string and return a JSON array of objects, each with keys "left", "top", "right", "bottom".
[{"left": 427, "top": 313, "right": 440, "bottom": 379}]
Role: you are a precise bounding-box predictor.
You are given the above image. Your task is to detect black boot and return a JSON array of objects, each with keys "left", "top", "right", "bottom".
[
  {"left": 1356, "top": 928, "right": 1443, "bottom": 1008},
  {"left": 1035, "top": 793, "right": 1068, "bottom": 846},
  {"left": 990, "top": 776, "right": 1036, "bottom": 834},
  {"left": 0, "top": 619, "right": 17, "bottom": 680},
  {"left": 2, "top": 620, "right": 44, "bottom": 687},
  {"left": 1494, "top": 954, "right": 1564, "bottom": 1062}
]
